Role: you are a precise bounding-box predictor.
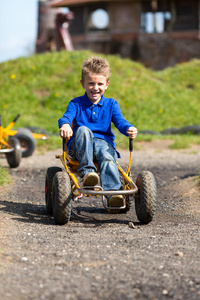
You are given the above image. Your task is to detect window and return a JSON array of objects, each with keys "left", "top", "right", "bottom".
[
  {"left": 91, "top": 9, "right": 109, "bottom": 29},
  {"left": 141, "top": 0, "right": 198, "bottom": 33},
  {"left": 141, "top": 11, "right": 171, "bottom": 33}
]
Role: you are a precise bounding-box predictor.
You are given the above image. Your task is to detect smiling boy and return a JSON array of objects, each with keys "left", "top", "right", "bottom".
[{"left": 59, "top": 56, "right": 137, "bottom": 212}]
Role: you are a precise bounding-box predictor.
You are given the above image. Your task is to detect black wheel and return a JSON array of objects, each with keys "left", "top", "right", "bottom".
[
  {"left": 119, "top": 167, "right": 133, "bottom": 213},
  {"left": 24, "top": 126, "right": 49, "bottom": 135},
  {"left": 134, "top": 171, "right": 157, "bottom": 224},
  {"left": 13, "top": 129, "right": 36, "bottom": 157},
  {"left": 45, "top": 167, "right": 62, "bottom": 214},
  {"left": 52, "top": 171, "right": 72, "bottom": 225},
  {"left": 6, "top": 137, "right": 22, "bottom": 168}
]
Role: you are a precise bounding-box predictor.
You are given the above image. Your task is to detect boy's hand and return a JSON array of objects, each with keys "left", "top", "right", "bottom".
[
  {"left": 126, "top": 126, "right": 138, "bottom": 139},
  {"left": 59, "top": 124, "right": 73, "bottom": 139}
]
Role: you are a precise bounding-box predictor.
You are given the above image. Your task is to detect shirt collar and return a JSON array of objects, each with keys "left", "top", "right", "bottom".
[{"left": 83, "top": 93, "right": 105, "bottom": 106}]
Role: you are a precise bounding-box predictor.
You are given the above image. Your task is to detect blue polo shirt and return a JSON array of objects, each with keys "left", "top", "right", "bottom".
[{"left": 58, "top": 93, "right": 134, "bottom": 149}]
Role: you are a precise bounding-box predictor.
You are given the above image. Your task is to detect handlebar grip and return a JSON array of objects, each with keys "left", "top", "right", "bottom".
[
  {"left": 129, "top": 138, "right": 133, "bottom": 152},
  {"left": 13, "top": 114, "right": 21, "bottom": 123},
  {"left": 62, "top": 138, "right": 67, "bottom": 152}
]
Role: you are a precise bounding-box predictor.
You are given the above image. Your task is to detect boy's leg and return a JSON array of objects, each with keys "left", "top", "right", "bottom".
[
  {"left": 93, "top": 138, "right": 121, "bottom": 191},
  {"left": 94, "top": 138, "right": 124, "bottom": 213},
  {"left": 69, "top": 126, "right": 97, "bottom": 179}
]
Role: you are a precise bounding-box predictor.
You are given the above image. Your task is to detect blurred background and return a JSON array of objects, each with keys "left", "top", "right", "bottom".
[{"left": 0, "top": 0, "right": 200, "bottom": 70}]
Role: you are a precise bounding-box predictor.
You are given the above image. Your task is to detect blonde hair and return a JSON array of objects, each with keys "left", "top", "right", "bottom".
[{"left": 81, "top": 56, "right": 111, "bottom": 82}]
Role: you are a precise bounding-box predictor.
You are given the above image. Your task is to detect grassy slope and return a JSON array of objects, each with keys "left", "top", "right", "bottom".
[
  {"left": 0, "top": 51, "right": 200, "bottom": 149},
  {"left": 0, "top": 51, "right": 200, "bottom": 185},
  {"left": 1, "top": 50, "right": 200, "bottom": 130},
  {"left": 0, "top": 50, "right": 200, "bottom": 151}
]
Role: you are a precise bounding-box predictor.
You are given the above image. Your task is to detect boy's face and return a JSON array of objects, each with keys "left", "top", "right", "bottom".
[{"left": 80, "top": 73, "right": 110, "bottom": 104}]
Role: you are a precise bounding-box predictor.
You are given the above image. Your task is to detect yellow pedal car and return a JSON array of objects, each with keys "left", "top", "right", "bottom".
[
  {"left": 0, "top": 114, "right": 48, "bottom": 168},
  {"left": 45, "top": 138, "right": 157, "bottom": 225}
]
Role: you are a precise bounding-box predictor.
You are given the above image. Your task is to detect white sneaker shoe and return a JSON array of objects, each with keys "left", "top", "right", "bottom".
[
  {"left": 82, "top": 172, "right": 99, "bottom": 187},
  {"left": 108, "top": 195, "right": 124, "bottom": 214}
]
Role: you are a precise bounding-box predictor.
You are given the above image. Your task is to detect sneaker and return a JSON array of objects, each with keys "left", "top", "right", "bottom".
[
  {"left": 108, "top": 195, "right": 124, "bottom": 214},
  {"left": 82, "top": 172, "right": 99, "bottom": 187}
]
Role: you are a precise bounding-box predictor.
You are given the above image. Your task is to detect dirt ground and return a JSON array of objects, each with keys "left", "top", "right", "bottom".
[{"left": 0, "top": 140, "right": 200, "bottom": 300}]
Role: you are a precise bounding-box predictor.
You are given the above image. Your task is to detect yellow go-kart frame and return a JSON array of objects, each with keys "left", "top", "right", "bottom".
[
  {"left": 57, "top": 138, "right": 137, "bottom": 200},
  {"left": 0, "top": 114, "right": 48, "bottom": 168},
  {"left": 45, "top": 137, "right": 157, "bottom": 226}
]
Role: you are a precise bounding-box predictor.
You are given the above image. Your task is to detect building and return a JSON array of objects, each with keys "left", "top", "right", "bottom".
[{"left": 37, "top": 0, "right": 200, "bottom": 69}]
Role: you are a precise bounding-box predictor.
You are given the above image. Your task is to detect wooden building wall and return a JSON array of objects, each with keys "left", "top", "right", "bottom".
[{"left": 37, "top": 0, "right": 200, "bottom": 70}]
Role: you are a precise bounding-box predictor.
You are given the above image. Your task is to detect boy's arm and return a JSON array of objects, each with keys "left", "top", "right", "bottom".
[
  {"left": 58, "top": 99, "right": 77, "bottom": 138},
  {"left": 112, "top": 101, "right": 137, "bottom": 137}
]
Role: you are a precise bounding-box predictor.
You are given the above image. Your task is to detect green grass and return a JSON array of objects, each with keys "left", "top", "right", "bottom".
[
  {"left": 35, "top": 133, "right": 200, "bottom": 153},
  {"left": 0, "top": 167, "right": 11, "bottom": 186},
  {"left": 36, "top": 135, "right": 62, "bottom": 153},
  {"left": 0, "top": 50, "right": 200, "bottom": 150}
]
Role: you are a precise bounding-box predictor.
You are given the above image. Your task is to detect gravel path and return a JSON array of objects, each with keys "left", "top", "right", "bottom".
[{"left": 0, "top": 141, "right": 200, "bottom": 300}]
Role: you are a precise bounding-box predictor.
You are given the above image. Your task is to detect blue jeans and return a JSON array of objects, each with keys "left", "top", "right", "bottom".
[{"left": 69, "top": 126, "right": 121, "bottom": 191}]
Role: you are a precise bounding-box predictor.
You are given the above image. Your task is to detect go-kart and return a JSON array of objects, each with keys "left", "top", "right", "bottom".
[
  {"left": 45, "top": 137, "right": 157, "bottom": 225},
  {"left": 0, "top": 114, "right": 48, "bottom": 168}
]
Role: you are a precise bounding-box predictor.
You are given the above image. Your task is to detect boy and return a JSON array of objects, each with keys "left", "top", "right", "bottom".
[{"left": 59, "top": 56, "right": 137, "bottom": 212}]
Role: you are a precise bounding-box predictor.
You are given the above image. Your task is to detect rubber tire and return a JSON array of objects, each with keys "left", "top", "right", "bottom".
[
  {"left": 139, "top": 130, "right": 161, "bottom": 135},
  {"left": 13, "top": 130, "right": 36, "bottom": 157},
  {"left": 179, "top": 125, "right": 200, "bottom": 135},
  {"left": 45, "top": 167, "right": 62, "bottom": 214},
  {"left": 25, "top": 126, "right": 49, "bottom": 135},
  {"left": 134, "top": 171, "right": 157, "bottom": 224},
  {"left": 6, "top": 137, "right": 22, "bottom": 168},
  {"left": 160, "top": 127, "right": 179, "bottom": 135},
  {"left": 119, "top": 167, "right": 133, "bottom": 214},
  {"left": 17, "top": 128, "right": 34, "bottom": 134},
  {"left": 52, "top": 171, "right": 72, "bottom": 225}
]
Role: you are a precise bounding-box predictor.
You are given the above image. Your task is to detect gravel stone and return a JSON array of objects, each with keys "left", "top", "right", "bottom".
[{"left": 0, "top": 141, "right": 200, "bottom": 300}]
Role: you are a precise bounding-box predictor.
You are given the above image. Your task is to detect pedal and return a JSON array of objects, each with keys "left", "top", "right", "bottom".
[{"left": 82, "top": 185, "right": 102, "bottom": 191}]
